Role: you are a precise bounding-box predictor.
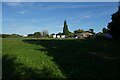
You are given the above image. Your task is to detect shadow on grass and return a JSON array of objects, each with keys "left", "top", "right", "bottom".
[
  {"left": 2, "top": 54, "right": 60, "bottom": 80},
  {"left": 23, "top": 39, "right": 119, "bottom": 79}
]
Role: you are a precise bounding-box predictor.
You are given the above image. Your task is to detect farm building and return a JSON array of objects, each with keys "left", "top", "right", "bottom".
[
  {"left": 52, "top": 34, "right": 65, "bottom": 38},
  {"left": 57, "top": 35, "right": 60, "bottom": 38},
  {"left": 61, "top": 35, "right": 65, "bottom": 38},
  {"left": 53, "top": 34, "right": 56, "bottom": 38},
  {"left": 74, "top": 32, "right": 93, "bottom": 39}
]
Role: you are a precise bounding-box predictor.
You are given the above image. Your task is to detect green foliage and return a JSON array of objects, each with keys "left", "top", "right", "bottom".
[
  {"left": 63, "top": 20, "right": 71, "bottom": 36},
  {"left": 34, "top": 32, "right": 42, "bottom": 38},
  {"left": 89, "top": 29, "right": 94, "bottom": 33},
  {"left": 95, "top": 32, "right": 104, "bottom": 39},
  {"left": 9, "top": 34, "right": 22, "bottom": 38},
  {"left": 50, "top": 33, "right": 55, "bottom": 38},
  {"left": 27, "top": 31, "right": 48, "bottom": 38},
  {"left": 42, "top": 30, "right": 49, "bottom": 38},
  {"left": 57, "top": 32, "right": 64, "bottom": 35},
  {"left": 2, "top": 34, "right": 22, "bottom": 38},
  {"left": 107, "top": 8, "right": 120, "bottom": 39},
  {"left": 102, "top": 28, "right": 108, "bottom": 33},
  {"left": 27, "top": 34, "right": 35, "bottom": 38},
  {"left": 2, "top": 34, "right": 10, "bottom": 38},
  {"left": 74, "top": 29, "right": 85, "bottom": 34}
]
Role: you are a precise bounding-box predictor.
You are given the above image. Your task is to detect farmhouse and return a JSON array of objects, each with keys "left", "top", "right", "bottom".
[
  {"left": 57, "top": 35, "right": 60, "bottom": 38},
  {"left": 52, "top": 34, "right": 66, "bottom": 38},
  {"left": 75, "top": 32, "right": 93, "bottom": 39},
  {"left": 61, "top": 35, "right": 65, "bottom": 38},
  {"left": 53, "top": 34, "right": 56, "bottom": 38}
]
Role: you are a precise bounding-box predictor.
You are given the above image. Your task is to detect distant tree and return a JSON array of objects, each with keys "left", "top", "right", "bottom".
[
  {"left": 74, "top": 29, "right": 85, "bottom": 34},
  {"left": 50, "top": 33, "right": 55, "bottom": 38},
  {"left": 2, "top": 34, "right": 22, "bottom": 38},
  {"left": 95, "top": 32, "right": 104, "bottom": 39},
  {"left": 57, "top": 32, "right": 63, "bottom": 35},
  {"left": 102, "top": 28, "right": 108, "bottom": 33},
  {"left": 9, "top": 34, "right": 22, "bottom": 38},
  {"left": 27, "top": 34, "right": 34, "bottom": 38},
  {"left": 68, "top": 32, "right": 74, "bottom": 37},
  {"left": 0, "top": 34, "right": 2, "bottom": 38},
  {"left": 107, "top": 4, "right": 120, "bottom": 39},
  {"left": 63, "top": 20, "right": 70, "bottom": 36},
  {"left": 89, "top": 29, "right": 94, "bottom": 33},
  {"left": 2, "top": 34, "right": 10, "bottom": 38},
  {"left": 42, "top": 30, "right": 49, "bottom": 38},
  {"left": 34, "top": 32, "right": 42, "bottom": 38}
]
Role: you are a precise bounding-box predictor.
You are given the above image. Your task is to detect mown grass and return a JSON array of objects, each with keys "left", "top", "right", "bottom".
[{"left": 2, "top": 38, "right": 120, "bottom": 79}]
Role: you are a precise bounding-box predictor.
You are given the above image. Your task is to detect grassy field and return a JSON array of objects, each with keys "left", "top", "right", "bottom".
[{"left": 2, "top": 38, "right": 120, "bottom": 79}]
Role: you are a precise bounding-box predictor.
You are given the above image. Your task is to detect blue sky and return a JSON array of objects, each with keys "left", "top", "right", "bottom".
[{"left": 2, "top": 2, "right": 118, "bottom": 35}]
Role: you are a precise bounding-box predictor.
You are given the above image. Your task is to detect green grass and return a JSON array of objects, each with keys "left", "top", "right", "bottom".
[{"left": 2, "top": 38, "right": 120, "bottom": 79}]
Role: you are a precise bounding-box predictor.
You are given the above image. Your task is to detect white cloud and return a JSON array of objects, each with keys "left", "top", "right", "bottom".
[
  {"left": 5, "top": 2, "right": 22, "bottom": 6},
  {"left": 17, "top": 11, "right": 25, "bottom": 14},
  {"left": 11, "top": 24, "right": 17, "bottom": 27},
  {"left": 84, "top": 15, "right": 91, "bottom": 18}
]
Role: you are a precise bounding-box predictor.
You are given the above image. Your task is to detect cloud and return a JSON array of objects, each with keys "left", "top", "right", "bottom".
[
  {"left": 5, "top": 2, "right": 22, "bottom": 6},
  {"left": 3, "top": 0, "right": 22, "bottom": 2},
  {"left": 17, "top": 11, "right": 25, "bottom": 14},
  {"left": 11, "top": 24, "right": 17, "bottom": 27},
  {"left": 84, "top": 15, "right": 91, "bottom": 18}
]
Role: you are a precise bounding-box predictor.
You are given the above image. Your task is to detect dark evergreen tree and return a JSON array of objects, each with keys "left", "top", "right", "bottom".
[
  {"left": 63, "top": 20, "right": 70, "bottom": 36},
  {"left": 107, "top": 2, "right": 120, "bottom": 39}
]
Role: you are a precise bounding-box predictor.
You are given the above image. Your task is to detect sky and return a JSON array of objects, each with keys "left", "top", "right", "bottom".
[
  {"left": 2, "top": 2, "right": 119, "bottom": 35},
  {"left": 2, "top": 0, "right": 120, "bottom": 2}
]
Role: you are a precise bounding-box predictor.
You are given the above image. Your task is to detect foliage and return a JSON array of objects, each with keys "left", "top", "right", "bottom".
[
  {"left": 34, "top": 32, "right": 42, "bottom": 38},
  {"left": 49, "top": 33, "right": 55, "bottom": 38},
  {"left": 89, "top": 29, "right": 94, "bottom": 33},
  {"left": 27, "top": 32, "right": 42, "bottom": 38},
  {"left": 2, "top": 34, "right": 22, "bottom": 38},
  {"left": 42, "top": 30, "right": 49, "bottom": 38},
  {"left": 57, "top": 32, "right": 63, "bottom": 35},
  {"left": 74, "top": 29, "right": 85, "bottom": 34},
  {"left": 107, "top": 8, "right": 120, "bottom": 39},
  {"left": 95, "top": 32, "right": 105, "bottom": 39},
  {"left": 102, "top": 28, "right": 109, "bottom": 33},
  {"left": 63, "top": 20, "right": 71, "bottom": 36},
  {"left": 27, "top": 34, "right": 35, "bottom": 38},
  {"left": 2, "top": 34, "right": 10, "bottom": 38}
]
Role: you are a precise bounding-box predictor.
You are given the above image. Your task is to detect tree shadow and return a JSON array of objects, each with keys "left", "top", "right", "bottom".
[
  {"left": 2, "top": 54, "right": 60, "bottom": 80},
  {"left": 23, "top": 39, "right": 119, "bottom": 79}
]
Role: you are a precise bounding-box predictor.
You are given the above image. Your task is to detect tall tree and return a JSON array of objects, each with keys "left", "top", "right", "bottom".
[
  {"left": 107, "top": 3, "right": 120, "bottom": 39},
  {"left": 63, "top": 20, "right": 70, "bottom": 36}
]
